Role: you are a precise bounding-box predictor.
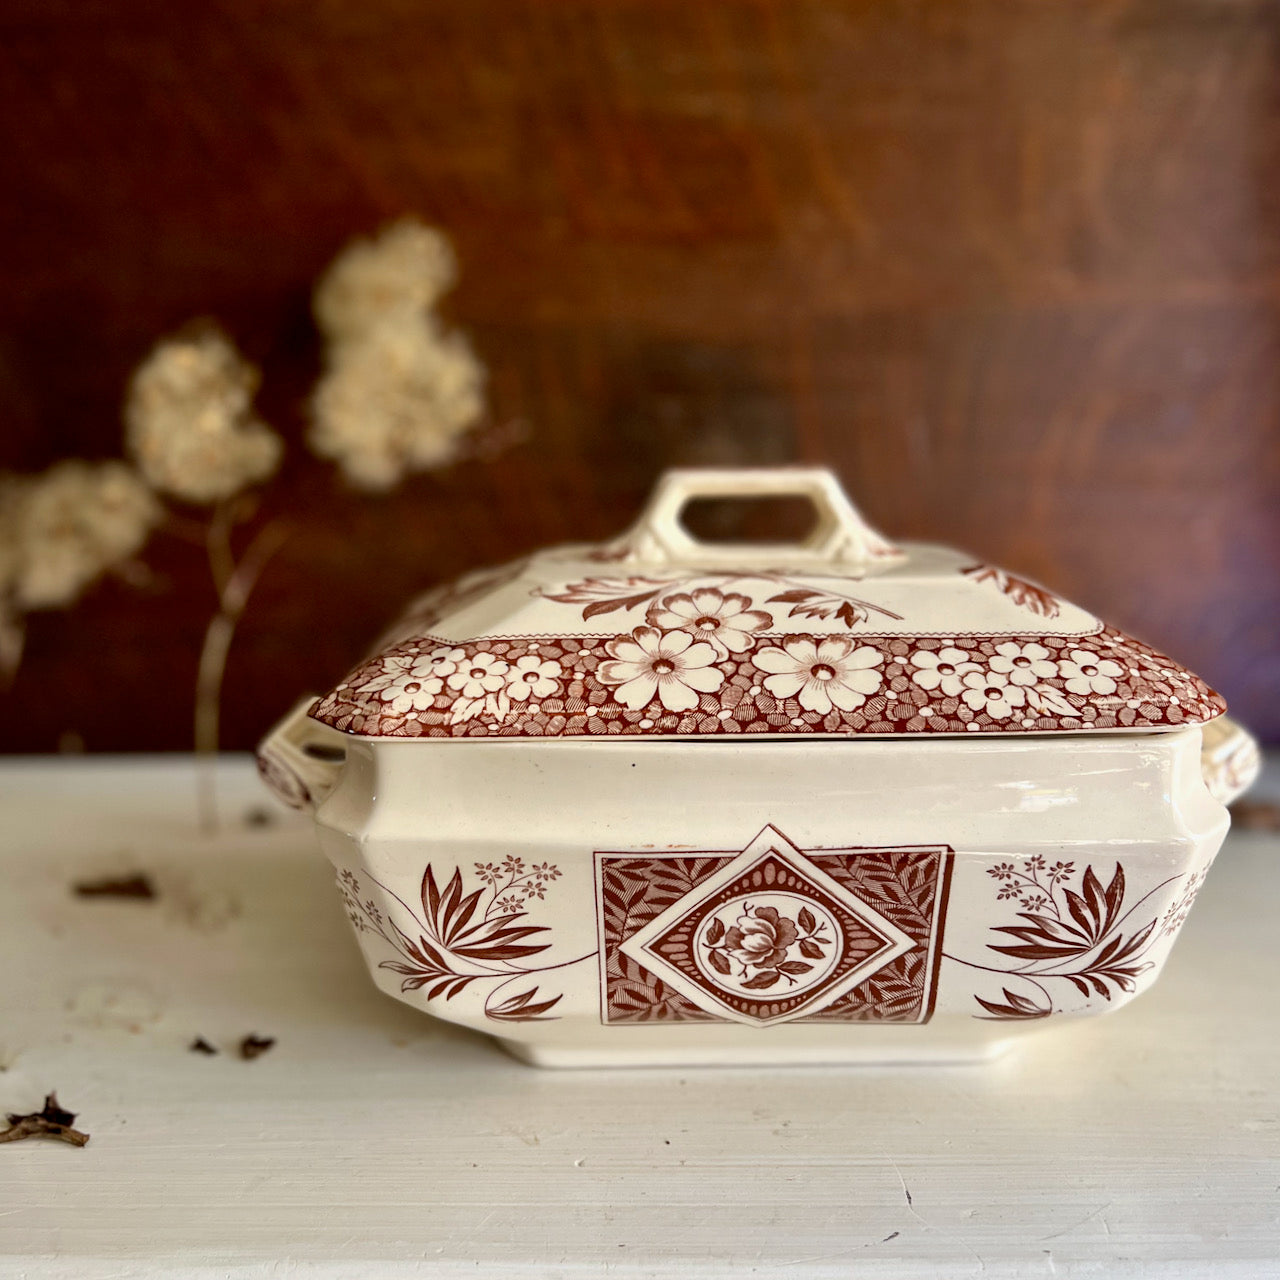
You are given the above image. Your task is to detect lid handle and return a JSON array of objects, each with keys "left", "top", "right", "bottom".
[{"left": 619, "top": 467, "right": 903, "bottom": 571}]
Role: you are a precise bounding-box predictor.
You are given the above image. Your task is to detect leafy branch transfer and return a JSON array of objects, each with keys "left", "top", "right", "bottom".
[
  {"left": 951, "top": 856, "right": 1199, "bottom": 1019},
  {"left": 541, "top": 572, "right": 904, "bottom": 629},
  {"left": 338, "top": 856, "right": 574, "bottom": 1022}
]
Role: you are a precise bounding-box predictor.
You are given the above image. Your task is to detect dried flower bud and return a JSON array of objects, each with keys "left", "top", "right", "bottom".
[
  {"left": 314, "top": 220, "right": 457, "bottom": 344},
  {"left": 125, "top": 326, "right": 283, "bottom": 505},
  {"left": 1, "top": 460, "right": 161, "bottom": 611}
]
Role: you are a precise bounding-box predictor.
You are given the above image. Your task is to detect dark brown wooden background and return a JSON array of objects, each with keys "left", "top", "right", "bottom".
[{"left": 2, "top": 0, "right": 1278, "bottom": 752}]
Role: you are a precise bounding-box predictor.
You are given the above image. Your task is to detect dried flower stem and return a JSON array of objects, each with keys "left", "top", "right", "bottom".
[
  {"left": 206, "top": 500, "right": 238, "bottom": 597},
  {"left": 194, "top": 509, "right": 290, "bottom": 831},
  {"left": 0, "top": 613, "right": 24, "bottom": 690}
]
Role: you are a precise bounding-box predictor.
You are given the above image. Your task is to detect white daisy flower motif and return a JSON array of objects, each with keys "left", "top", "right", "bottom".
[
  {"left": 752, "top": 635, "right": 883, "bottom": 715},
  {"left": 388, "top": 674, "right": 442, "bottom": 714},
  {"left": 645, "top": 587, "right": 772, "bottom": 659},
  {"left": 446, "top": 651, "right": 511, "bottom": 699},
  {"left": 1057, "top": 648, "right": 1124, "bottom": 695},
  {"left": 908, "top": 646, "right": 981, "bottom": 697},
  {"left": 361, "top": 654, "right": 443, "bottom": 713},
  {"left": 505, "top": 653, "right": 563, "bottom": 702},
  {"left": 427, "top": 646, "right": 469, "bottom": 679},
  {"left": 385, "top": 675, "right": 443, "bottom": 714},
  {"left": 597, "top": 626, "right": 724, "bottom": 713},
  {"left": 959, "top": 669, "right": 1027, "bottom": 719},
  {"left": 987, "top": 641, "right": 1057, "bottom": 687}
]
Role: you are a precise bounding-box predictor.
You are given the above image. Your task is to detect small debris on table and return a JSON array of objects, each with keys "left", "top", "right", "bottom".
[
  {"left": 239, "top": 1034, "right": 275, "bottom": 1060},
  {"left": 243, "top": 806, "right": 276, "bottom": 828},
  {"left": 189, "top": 1037, "right": 219, "bottom": 1055},
  {"left": 0, "top": 1093, "right": 90, "bottom": 1147},
  {"left": 73, "top": 873, "right": 156, "bottom": 900}
]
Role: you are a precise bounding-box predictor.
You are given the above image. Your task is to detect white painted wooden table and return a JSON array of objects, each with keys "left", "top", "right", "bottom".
[{"left": 0, "top": 756, "right": 1277, "bottom": 1278}]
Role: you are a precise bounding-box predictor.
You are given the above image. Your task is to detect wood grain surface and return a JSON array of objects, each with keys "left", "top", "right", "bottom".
[{"left": 2, "top": 0, "right": 1278, "bottom": 750}]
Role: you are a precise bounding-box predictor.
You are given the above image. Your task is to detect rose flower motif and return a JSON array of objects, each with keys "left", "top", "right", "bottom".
[
  {"left": 724, "top": 906, "right": 799, "bottom": 970},
  {"left": 908, "top": 646, "right": 981, "bottom": 697},
  {"left": 752, "top": 635, "right": 883, "bottom": 715},
  {"left": 597, "top": 625, "right": 724, "bottom": 712},
  {"left": 645, "top": 587, "right": 772, "bottom": 658},
  {"left": 1057, "top": 648, "right": 1124, "bottom": 695},
  {"left": 987, "top": 641, "right": 1057, "bottom": 687},
  {"left": 505, "top": 653, "right": 563, "bottom": 702}
]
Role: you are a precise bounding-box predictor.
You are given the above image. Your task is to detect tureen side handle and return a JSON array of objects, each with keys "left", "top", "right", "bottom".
[
  {"left": 614, "top": 467, "right": 904, "bottom": 571},
  {"left": 1200, "top": 714, "right": 1261, "bottom": 808},
  {"left": 256, "top": 696, "right": 348, "bottom": 812}
]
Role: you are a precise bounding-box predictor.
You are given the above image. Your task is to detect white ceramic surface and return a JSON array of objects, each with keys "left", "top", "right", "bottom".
[{"left": 258, "top": 468, "right": 1256, "bottom": 1067}]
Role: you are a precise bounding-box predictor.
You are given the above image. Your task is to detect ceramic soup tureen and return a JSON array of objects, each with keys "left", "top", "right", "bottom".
[{"left": 258, "top": 468, "right": 1258, "bottom": 1067}]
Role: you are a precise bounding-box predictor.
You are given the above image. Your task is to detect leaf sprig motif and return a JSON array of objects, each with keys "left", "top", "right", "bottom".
[
  {"left": 486, "top": 985, "right": 563, "bottom": 1021},
  {"left": 764, "top": 587, "right": 902, "bottom": 629},
  {"left": 961, "top": 564, "right": 1061, "bottom": 619},
  {"left": 982, "top": 861, "right": 1156, "bottom": 1006},
  {"left": 974, "top": 987, "right": 1052, "bottom": 1020},
  {"left": 340, "top": 862, "right": 567, "bottom": 1020},
  {"left": 540, "top": 576, "right": 674, "bottom": 621}
]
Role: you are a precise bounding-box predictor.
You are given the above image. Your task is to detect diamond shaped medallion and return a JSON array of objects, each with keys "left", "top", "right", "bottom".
[{"left": 612, "top": 826, "right": 920, "bottom": 1026}]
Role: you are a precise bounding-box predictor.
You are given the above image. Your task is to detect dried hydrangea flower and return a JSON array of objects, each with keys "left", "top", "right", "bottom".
[
  {"left": 309, "top": 221, "right": 486, "bottom": 491},
  {"left": 1, "top": 459, "right": 161, "bottom": 611},
  {"left": 125, "top": 325, "right": 283, "bottom": 505},
  {"left": 310, "top": 314, "right": 485, "bottom": 490},
  {"left": 313, "top": 219, "right": 457, "bottom": 344}
]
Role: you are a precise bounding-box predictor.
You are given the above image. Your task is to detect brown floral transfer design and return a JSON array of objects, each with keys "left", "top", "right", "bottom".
[
  {"left": 595, "top": 826, "right": 953, "bottom": 1026},
  {"left": 702, "top": 901, "right": 833, "bottom": 991},
  {"left": 960, "top": 564, "right": 1061, "bottom": 618},
  {"left": 338, "top": 856, "right": 574, "bottom": 1022},
  {"left": 543, "top": 573, "right": 905, "bottom": 630},
  {"left": 314, "top": 604, "right": 1223, "bottom": 741},
  {"left": 947, "top": 856, "right": 1208, "bottom": 1020},
  {"left": 1158, "top": 866, "right": 1209, "bottom": 939}
]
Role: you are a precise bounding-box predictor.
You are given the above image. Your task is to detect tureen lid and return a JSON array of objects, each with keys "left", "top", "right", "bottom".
[{"left": 312, "top": 468, "right": 1225, "bottom": 741}]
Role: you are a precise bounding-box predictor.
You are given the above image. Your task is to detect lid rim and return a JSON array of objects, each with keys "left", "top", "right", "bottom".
[
  {"left": 316, "top": 720, "right": 1217, "bottom": 744},
  {"left": 313, "top": 624, "right": 1224, "bottom": 742}
]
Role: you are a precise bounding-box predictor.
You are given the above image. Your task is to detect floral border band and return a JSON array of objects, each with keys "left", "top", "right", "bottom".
[{"left": 312, "top": 621, "right": 1224, "bottom": 741}]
